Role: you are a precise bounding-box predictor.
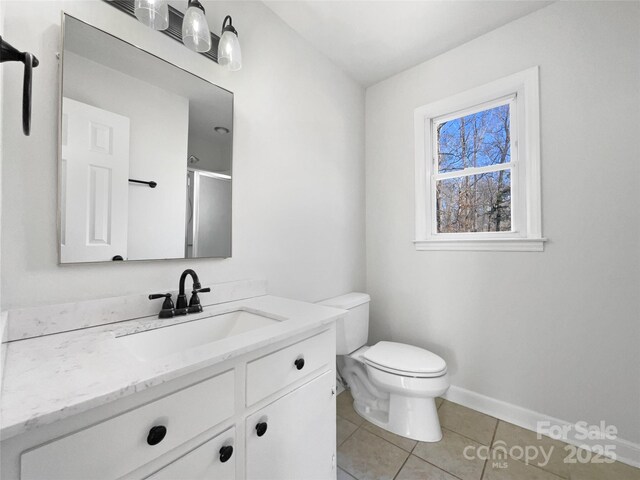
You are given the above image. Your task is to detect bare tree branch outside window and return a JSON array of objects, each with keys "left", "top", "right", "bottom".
[{"left": 436, "top": 104, "right": 512, "bottom": 233}]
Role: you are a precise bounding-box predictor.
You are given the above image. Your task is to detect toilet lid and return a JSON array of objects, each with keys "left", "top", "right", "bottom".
[{"left": 363, "top": 341, "right": 447, "bottom": 377}]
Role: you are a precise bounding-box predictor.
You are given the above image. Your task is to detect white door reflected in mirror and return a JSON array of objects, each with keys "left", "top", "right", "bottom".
[{"left": 60, "top": 98, "right": 130, "bottom": 263}]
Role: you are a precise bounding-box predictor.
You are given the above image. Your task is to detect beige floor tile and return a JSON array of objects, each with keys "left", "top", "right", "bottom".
[
  {"left": 337, "top": 390, "right": 365, "bottom": 426},
  {"left": 361, "top": 420, "right": 417, "bottom": 452},
  {"left": 337, "top": 467, "right": 357, "bottom": 480},
  {"left": 436, "top": 397, "right": 444, "bottom": 409},
  {"left": 567, "top": 456, "right": 640, "bottom": 480},
  {"left": 338, "top": 428, "right": 409, "bottom": 480},
  {"left": 483, "top": 456, "right": 565, "bottom": 480},
  {"left": 395, "top": 455, "right": 458, "bottom": 480},
  {"left": 413, "top": 428, "right": 486, "bottom": 480},
  {"left": 337, "top": 416, "right": 359, "bottom": 447},
  {"left": 492, "top": 421, "right": 575, "bottom": 478},
  {"left": 439, "top": 400, "right": 497, "bottom": 445}
]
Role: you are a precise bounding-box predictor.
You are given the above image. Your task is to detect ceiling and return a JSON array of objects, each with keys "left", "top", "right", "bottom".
[{"left": 263, "top": 1, "right": 552, "bottom": 86}]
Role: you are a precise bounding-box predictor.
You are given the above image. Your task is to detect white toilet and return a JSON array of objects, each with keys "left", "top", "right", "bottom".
[{"left": 319, "top": 292, "right": 449, "bottom": 442}]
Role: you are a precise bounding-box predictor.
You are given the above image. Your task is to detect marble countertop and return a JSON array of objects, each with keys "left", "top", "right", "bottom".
[{"left": 0, "top": 295, "right": 344, "bottom": 441}]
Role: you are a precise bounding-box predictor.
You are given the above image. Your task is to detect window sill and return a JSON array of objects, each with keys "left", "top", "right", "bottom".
[{"left": 414, "top": 238, "right": 547, "bottom": 252}]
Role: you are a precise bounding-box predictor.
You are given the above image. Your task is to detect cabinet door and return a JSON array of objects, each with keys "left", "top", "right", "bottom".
[
  {"left": 146, "top": 427, "right": 235, "bottom": 480},
  {"left": 246, "top": 371, "right": 336, "bottom": 480}
]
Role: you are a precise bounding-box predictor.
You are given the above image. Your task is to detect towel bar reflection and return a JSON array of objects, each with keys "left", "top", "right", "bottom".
[{"left": 129, "top": 179, "right": 157, "bottom": 188}]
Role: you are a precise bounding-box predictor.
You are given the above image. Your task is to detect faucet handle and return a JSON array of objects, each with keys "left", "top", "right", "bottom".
[
  {"left": 188, "top": 287, "right": 210, "bottom": 312},
  {"left": 190, "top": 287, "right": 210, "bottom": 303},
  {"left": 149, "top": 293, "right": 171, "bottom": 300},
  {"left": 149, "top": 293, "right": 175, "bottom": 318}
]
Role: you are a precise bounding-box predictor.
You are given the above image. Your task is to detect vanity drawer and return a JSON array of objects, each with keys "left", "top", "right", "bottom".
[
  {"left": 246, "top": 329, "right": 333, "bottom": 405},
  {"left": 21, "top": 370, "right": 235, "bottom": 480},
  {"left": 147, "top": 427, "right": 236, "bottom": 480}
]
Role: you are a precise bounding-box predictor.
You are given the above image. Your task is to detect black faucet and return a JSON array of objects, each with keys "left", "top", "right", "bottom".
[
  {"left": 149, "top": 269, "right": 211, "bottom": 318},
  {"left": 175, "top": 269, "right": 211, "bottom": 315}
]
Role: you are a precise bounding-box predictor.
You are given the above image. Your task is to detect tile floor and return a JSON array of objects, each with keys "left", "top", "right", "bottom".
[{"left": 336, "top": 391, "right": 640, "bottom": 480}]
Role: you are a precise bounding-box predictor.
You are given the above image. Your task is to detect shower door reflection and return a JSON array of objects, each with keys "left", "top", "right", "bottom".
[{"left": 186, "top": 170, "right": 232, "bottom": 258}]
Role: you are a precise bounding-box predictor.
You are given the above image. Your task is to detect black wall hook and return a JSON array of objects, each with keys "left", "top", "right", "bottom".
[{"left": 0, "top": 35, "right": 39, "bottom": 136}]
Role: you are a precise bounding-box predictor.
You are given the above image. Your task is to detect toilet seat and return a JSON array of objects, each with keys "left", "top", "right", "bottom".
[{"left": 363, "top": 341, "right": 447, "bottom": 378}]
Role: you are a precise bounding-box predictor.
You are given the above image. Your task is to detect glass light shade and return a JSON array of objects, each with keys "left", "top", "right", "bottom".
[
  {"left": 218, "top": 31, "right": 242, "bottom": 71},
  {"left": 134, "top": 0, "right": 169, "bottom": 31},
  {"left": 182, "top": 5, "right": 212, "bottom": 53}
]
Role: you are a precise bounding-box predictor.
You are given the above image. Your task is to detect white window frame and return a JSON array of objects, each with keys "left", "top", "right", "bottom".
[{"left": 414, "top": 66, "right": 545, "bottom": 252}]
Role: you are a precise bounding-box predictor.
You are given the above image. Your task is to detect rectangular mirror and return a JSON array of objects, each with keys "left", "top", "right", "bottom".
[{"left": 58, "top": 14, "right": 233, "bottom": 263}]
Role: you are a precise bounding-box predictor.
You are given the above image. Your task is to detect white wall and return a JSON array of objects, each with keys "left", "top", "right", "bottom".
[
  {"left": 188, "top": 115, "right": 231, "bottom": 174},
  {"left": 1, "top": 1, "right": 365, "bottom": 307},
  {"left": 64, "top": 51, "right": 189, "bottom": 260},
  {"left": 0, "top": 0, "right": 4, "bottom": 314},
  {"left": 366, "top": 1, "right": 640, "bottom": 445}
]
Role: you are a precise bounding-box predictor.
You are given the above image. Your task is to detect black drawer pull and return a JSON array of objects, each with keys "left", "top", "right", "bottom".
[
  {"left": 294, "top": 357, "right": 305, "bottom": 370},
  {"left": 219, "top": 445, "right": 233, "bottom": 463},
  {"left": 256, "top": 422, "right": 268, "bottom": 437},
  {"left": 147, "top": 425, "right": 167, "bottom": 446}
]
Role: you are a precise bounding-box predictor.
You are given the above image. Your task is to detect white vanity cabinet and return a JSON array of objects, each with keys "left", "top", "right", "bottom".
[
  {"left": 1, "top": 323, "right": 337, "bottom": 480},
  {"left": 246, "top": 371, "right": 336, "bottom": 480}
]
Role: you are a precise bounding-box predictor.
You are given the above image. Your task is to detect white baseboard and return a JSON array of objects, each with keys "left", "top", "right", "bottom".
[{"left": 443, "top": 384, "right": 640, "bottom": 469}]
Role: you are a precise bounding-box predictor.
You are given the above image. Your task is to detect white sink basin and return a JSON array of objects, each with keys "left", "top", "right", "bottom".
[{"left": 117, "top": 310, "right": 280, "bottom": 361}]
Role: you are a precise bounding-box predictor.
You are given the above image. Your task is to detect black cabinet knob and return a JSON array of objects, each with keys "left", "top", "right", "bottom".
[
  {"left": 256, "top": 422, "right": 268, "bottom": 437},
  {"left": 147, "top": 425, "right": 167, "bottom": 446},
  {"left": 294, "top": 357, "right": 305, "bottom": 370},
  {"left": 219, "top": 445, "right": 233, "bottom": 463}
]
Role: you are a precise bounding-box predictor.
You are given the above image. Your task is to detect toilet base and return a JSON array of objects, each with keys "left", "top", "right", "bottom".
[
  {"left": 340, "top": 351, "right": 448, "bottom": 443},
  {"left": 353, "top": 394, "right": 443, "bottom": 442}
]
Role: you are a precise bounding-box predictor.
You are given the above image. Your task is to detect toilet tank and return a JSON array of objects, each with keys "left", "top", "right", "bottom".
[{"left": 318, "top": 293, "right": 370, "bottom": 355}]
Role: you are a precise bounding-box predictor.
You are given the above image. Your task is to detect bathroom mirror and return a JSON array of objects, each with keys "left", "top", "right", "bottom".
[{"left": 58, "top": 14, "right": 233, "bottom": 263}]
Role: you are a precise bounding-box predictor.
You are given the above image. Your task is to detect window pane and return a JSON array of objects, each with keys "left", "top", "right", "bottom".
[
  {"left": 436, "top": 170, "right": 511, "bottom": 233},
  {"left": 437, "top": 104, "right": 511, "bottom": 173}
]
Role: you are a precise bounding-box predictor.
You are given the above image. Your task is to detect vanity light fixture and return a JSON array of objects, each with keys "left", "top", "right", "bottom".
[
  {"left": 106, "top": 0, "right": 241, "bottom": 70},
  {"left": 134, "top": 0, "right": 169, "bottom": 31},
  {"left": 182, "top": 0, "right": 212, "bottom": 53},
  {"left": 218, "top": 16, "right": 242, "bottom": 71}
]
